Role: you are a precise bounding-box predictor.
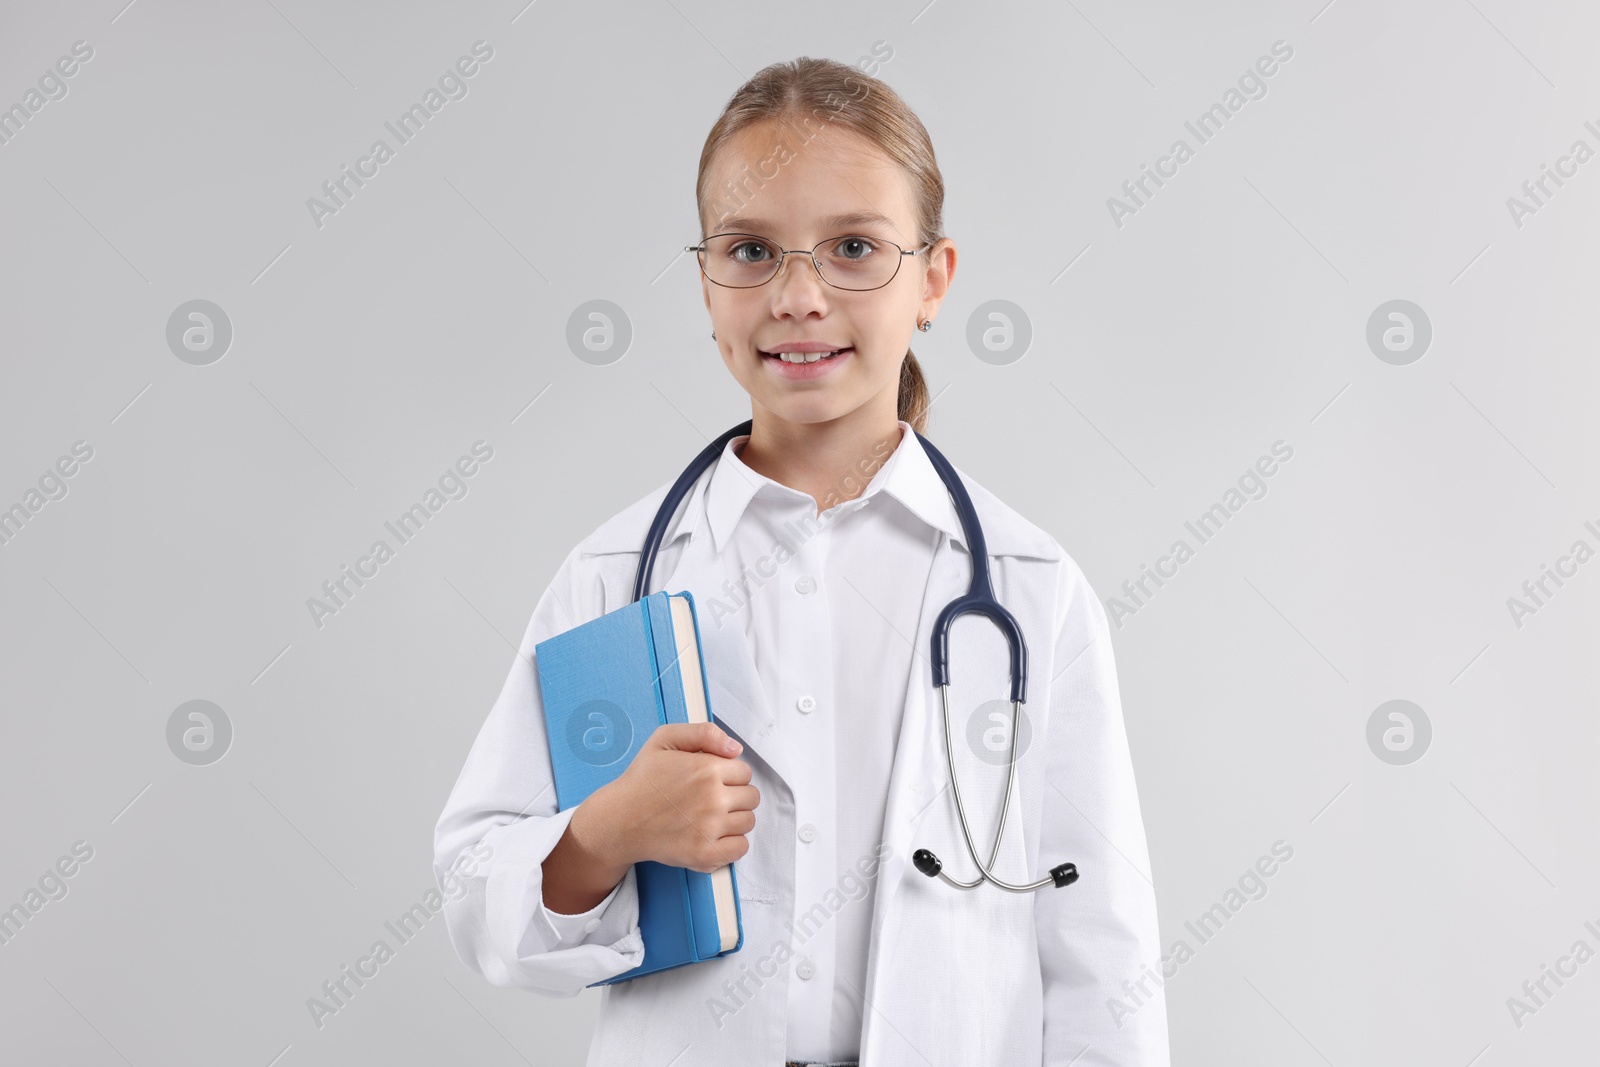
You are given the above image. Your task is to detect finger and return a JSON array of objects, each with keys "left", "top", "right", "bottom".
[
  {"left": 718, "top": 757, "right": 753, "bottom": 786},
  {"left": 657, "top": 721, "right": 741, "bottom": 757},
  {"left": 725, "top": 784, "right": 761, "bottom": 812},
  {"left": 721, "top": 809, "right": 757, "bottom": 836},
  {"left": 710, "top": 834, "right": 751, "bottom": 865}
]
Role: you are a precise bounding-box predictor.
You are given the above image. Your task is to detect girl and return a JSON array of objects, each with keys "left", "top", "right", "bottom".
[{"left": 434, "top": 57, "right": 1169, "bottom": 1067}]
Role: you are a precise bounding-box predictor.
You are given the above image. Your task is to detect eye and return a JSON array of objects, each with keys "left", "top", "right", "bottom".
[
  {"left": 832, "top": 236, "right": 878, "bottom": 260},
  {"left": 729, "top": 239, "right": 775, "bottom": 264}
]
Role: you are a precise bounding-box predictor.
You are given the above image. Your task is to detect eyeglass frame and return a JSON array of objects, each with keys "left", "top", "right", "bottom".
[{"left": 685, "top": 232, "right": 933, "bottom": 292}]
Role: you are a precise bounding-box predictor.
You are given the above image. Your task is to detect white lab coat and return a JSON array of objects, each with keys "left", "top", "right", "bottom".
[{"left": 433, "top": 454, "right": 1170, "bottom": 1066}]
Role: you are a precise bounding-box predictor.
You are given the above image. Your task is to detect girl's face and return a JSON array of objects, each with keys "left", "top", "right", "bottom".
[{"left": 699, "top": 119, "right": 954, "bottom": 429}]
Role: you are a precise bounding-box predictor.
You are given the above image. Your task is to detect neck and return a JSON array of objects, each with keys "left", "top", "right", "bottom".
[{"left": 736, "top": 397, "right": 904, "bottom": 516}]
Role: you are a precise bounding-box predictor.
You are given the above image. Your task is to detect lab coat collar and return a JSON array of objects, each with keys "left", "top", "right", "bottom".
[
  {"left": 703, "top": 420, "right": 964, "bottom": 554},
  {"left": 580, "top": 422, "right": 1064, "bottom": 562}
]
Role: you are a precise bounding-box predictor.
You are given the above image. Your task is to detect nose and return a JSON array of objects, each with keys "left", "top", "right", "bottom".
[{"left": 768, "top": 251, "right": 831, "bottom": 319}]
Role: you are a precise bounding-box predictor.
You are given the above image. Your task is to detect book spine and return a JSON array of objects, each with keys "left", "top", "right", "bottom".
[{"left": 639, "top": 593, "right": 666, "bottom": 730}]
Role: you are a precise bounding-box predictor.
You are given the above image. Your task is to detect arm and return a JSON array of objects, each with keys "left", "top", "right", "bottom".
[
  {"left": 540, "top": 868, "right": 628, "bottom": 941},
  {"left": 542, "top": 794, "right": 633, "bottom": 913},
  {"left": 1035, "top": 557, "right": 1170, "bottom": 1065},
  {"left": 432, "top": 545, "right": 647, "bottom": 997}
]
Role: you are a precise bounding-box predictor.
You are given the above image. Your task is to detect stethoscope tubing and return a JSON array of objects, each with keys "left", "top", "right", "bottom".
[{"left": 930, "top": 687, "right": 1056, "bottom": 892}]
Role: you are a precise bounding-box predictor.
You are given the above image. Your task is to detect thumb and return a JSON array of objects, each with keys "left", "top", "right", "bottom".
[{"left": 659, "top": 721, "right": 742, "bottom": 757}]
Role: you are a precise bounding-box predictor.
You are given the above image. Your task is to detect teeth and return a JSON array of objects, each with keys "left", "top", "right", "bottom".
[{"left": 772, "top": 349, "right": 843, "bottom": 363}]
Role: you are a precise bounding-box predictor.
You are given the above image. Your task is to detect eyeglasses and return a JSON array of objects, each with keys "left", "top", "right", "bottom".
[{"left": 686, "top": 233, "right": 930, "bottom": 291}]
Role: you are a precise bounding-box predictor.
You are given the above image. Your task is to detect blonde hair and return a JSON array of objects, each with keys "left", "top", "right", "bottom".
[{"left": 694, "top": 56, "right": 942, "bottom": 434}]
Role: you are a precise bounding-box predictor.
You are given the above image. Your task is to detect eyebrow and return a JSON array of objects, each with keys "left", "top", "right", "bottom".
[{"left": 709, "top": 211, "right": 900, "bottom": 237}]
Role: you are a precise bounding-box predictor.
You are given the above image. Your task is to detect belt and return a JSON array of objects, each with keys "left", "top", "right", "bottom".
[{"left": 784, "top": 1061, "right": 859, "bottom": 1066}]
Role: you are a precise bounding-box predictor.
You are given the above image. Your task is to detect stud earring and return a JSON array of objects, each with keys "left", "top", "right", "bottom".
[
  {"left": 711, "top": 330, "right": 716, "bottom": 340},
  {"left": 917, "top": 318, "right": 933, "bottom": 332}
]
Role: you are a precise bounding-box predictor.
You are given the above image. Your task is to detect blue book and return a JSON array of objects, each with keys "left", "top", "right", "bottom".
[{"left": 534, "top": 589, "right": 745, "bottom": 986}]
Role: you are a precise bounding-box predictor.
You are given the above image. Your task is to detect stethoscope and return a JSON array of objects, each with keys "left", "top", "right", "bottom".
[{"left": 632, "top": 420, "right": 1079, "bottom": 895}]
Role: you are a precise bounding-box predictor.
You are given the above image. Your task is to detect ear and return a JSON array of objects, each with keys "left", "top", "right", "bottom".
[{"left": 920, "top": 237, "right": 957, "bottom": 319}]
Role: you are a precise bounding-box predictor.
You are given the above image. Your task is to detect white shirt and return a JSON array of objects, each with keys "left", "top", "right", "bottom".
[{"left": 539, "top": 419, "right": 942, "bottom": 1062}]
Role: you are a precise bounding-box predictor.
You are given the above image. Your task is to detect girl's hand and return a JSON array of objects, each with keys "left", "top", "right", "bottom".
[{"left": 583, "top": 722, "right": 760, "bottom": 875}]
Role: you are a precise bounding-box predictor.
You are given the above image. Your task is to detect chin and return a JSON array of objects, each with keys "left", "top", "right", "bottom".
[{"left": 758, "top": 395, "right": 856, "bottom": 425}]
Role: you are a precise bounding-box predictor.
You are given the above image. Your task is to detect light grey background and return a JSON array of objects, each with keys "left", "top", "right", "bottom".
[{"left": 2, "top": 1, "right": 1596, "bottom": 1064}]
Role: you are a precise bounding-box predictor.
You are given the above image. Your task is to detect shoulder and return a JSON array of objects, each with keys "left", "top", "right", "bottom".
[
  {"left": 949, "top": 463, "right": 1064, "bottom": 564},
  {"left": 572, "top": 474, "right": 684, "bottom": 559},
  {"left": 529, "top": 477, "right": 682, "bottom": 632},
  {"left": 949, "top": 465, "right": 1108, "bottom": 636}
]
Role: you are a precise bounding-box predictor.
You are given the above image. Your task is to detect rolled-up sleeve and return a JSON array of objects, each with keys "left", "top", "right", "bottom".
[
  {"left": 1036, "top": 554, "right": 1170, "bottom": 1065},
  {"left": 539, "top": 863, "right": 630, "bottom": 945},
  {"left": 433, "top": 543, "right": 646, "bottom": 997}
]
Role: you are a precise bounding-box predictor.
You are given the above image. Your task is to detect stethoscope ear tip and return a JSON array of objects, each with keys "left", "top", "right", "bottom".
[
  {"left": 912, "top": 848, "right": 942, "bottom": 878},
  {"left": 1049, "top": 862, "right": 1079, "bottom": 888}
]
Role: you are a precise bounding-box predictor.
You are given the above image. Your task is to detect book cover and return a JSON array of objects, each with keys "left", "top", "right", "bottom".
[{"left": 534, "top": 590, "right": 745, "bottom": 984}]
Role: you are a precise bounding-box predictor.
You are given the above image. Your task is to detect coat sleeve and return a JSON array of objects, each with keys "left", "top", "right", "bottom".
[
  {"left": 433, "top": 542, "right": 647, "bottom": 997},
  {"left": 1035, "top": 554, "right": 1170, "bottom": 1065},
  {"left": 540, "top": 877, "right": 628, "bottom": 944}
]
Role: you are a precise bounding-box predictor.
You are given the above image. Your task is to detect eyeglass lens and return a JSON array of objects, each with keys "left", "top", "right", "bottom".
[{"left": 699, "top": 234, "right": 904, "bottom": 290}]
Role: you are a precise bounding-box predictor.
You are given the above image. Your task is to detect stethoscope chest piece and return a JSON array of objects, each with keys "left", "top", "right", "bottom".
[{"left": 912, "top": 849, "right": 1078, "bottom": 889}]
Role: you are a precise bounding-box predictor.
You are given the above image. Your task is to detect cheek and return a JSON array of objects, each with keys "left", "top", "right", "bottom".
[
  {"left": 718, "top": 343, "right": 751, "bottom": 382},
  {"left": 719, "top": 304, "right": 764, "bottom": 346},
  {"left": 861, "top": 329, "right": 908, "bottom": 369},
  {"left": 851, "top": 344, "right": 905, "bottom": 391}
]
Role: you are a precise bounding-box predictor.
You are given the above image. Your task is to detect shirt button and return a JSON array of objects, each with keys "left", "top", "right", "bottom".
[
  {"left": 797, "top": 822, "right": 817, "bottom": 843},
  {"left": 797, "top": 694, "right": 816, "bottom": 713},
  {"left": 583, "top": 918, "right": 601, "bottom": 933},
  {"left": 794, "top": 575, "right": 816, "bottom": 595},
  {"left": 796, "top": 956, "right": 816, "bottom": 980}
]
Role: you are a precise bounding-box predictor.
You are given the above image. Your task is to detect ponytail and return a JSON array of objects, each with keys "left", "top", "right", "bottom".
[{"left": 898, "top": 350, "right": 930, "bottom": 434}]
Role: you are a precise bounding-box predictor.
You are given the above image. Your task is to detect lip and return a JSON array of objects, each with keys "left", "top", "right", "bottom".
[
  {"left": 760, "top": 346, "right": 853, "bottom": 380},
  {"left": 761, "top": 341, "right": 847, "bottom": 353}
]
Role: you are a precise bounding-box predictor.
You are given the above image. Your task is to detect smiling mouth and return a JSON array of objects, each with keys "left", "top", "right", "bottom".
[{"left": 760, "top": 347, "right": 853, "bottom": 364}]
